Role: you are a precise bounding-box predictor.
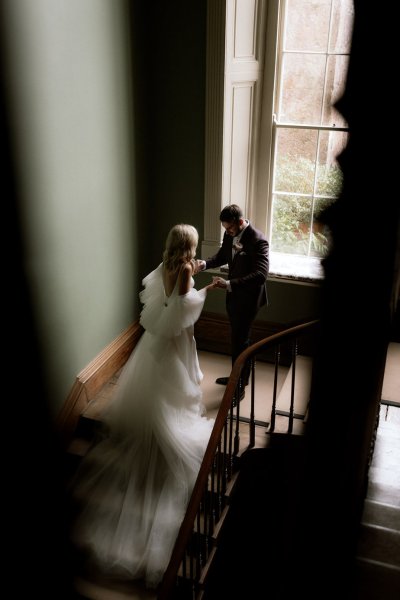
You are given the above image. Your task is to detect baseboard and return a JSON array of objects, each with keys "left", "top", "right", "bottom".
[
  {"left": 194, "top": 311, "right": 287, "bottom": 358},
  {"left": 194, "top": 312, "right": 316, "bottom": 365}
]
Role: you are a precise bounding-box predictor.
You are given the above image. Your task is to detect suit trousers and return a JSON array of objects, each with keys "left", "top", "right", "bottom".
[{"left": 226, "top": 293, "right": 259, "bottom": 384}]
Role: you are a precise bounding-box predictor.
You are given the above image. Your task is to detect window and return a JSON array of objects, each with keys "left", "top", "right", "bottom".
[
  {"left": 267, "top": 0, "right": 354, "bottom": 279},
  {"left": 203, "top": 0, "right": 354, "bottom": 282}
]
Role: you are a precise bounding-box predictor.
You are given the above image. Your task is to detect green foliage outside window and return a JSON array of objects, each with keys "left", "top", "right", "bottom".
[{"left": 272, "top": 155, "right": 343, "bottom": 257}]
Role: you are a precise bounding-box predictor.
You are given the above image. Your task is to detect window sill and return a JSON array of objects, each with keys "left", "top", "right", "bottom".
[
  {"left": 269, "top": 253, "right": 324, "bottom": 285},
  {"left": 199, "top": 255, "right": 324, "bottom": 285}
]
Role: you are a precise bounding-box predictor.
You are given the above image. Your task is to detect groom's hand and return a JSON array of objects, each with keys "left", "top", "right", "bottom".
[
  {"left": 212, "top": 276, "right": 228, "bottom": 289},
  {"left": 194, "top": 259, "right": 206, "bottom": 273}
]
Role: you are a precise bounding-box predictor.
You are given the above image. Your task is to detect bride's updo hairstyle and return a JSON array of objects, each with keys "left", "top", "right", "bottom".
[{"left": 163, "top": 224, "right": 199, "bottom": 271}]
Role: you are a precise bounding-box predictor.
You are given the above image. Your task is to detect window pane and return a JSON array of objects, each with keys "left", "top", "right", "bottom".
[
  {"left": 322, "top": 54, "right": 350, "bottom": 127},
  {"left": 271, "top": 194, "right": 332, "bottom": 258},
  {"left": 309, "top": 197, "right": 333, "bottom": 258},
  {"left": 315, "top": 130, "right": 347, "bottom": 196},
  {"left": 279, "top": 53, "right": 326, "bottom": 124},
  {"left": 274, "top": 128, "right": 318, "bottom": 195},
  {"left": 271, "top": 194, "right": 313, "bottom": 256},
  {"left": 285, "top": 0, "right": 331, "bottom": 52}
]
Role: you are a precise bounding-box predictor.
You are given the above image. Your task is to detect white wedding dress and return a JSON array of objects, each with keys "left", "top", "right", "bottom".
[{"left": 70, "top": 264, "right": 214, "bottom": 588}]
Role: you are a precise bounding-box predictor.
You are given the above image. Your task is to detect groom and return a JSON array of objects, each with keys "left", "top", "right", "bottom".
[{"left": 197, "top": 204, "right": 269, "bottom": 388}]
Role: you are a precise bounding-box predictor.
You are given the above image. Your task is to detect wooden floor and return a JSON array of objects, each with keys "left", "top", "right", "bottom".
[{"left": 73, "top": 349, "right": 400, "bottom": 600}]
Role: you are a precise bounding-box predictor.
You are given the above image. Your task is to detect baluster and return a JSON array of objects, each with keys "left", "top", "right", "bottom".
[
  {"left": 270, "top": 344, "right": 280, "bottom": 432},
  {"left": 288, "top": 338, "right": 298, "bottom": 433}
]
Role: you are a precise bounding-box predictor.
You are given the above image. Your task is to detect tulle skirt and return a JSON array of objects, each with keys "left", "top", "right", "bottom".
[{"left": 70, "top": 327, "right": 214, "bottom": 588}]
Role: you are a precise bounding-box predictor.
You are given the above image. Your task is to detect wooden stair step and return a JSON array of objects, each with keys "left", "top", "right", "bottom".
[
  {"left": 356, "top": 523, "right": 400, "bottom": 569},
  {"left": 362, "top": 499, "right": 400, "bottom": 531},
  {"left": 74, "top": 575, "right": 156, "bottom": 600},
  {"left": 74, "top": 414, "right": 105, "bottom": 441},
  {"left": 353, "top": 558, "right": 400, "bottom": 600},
  {"left": 367, "top": 481, "right": 400, "bottom": 508}
]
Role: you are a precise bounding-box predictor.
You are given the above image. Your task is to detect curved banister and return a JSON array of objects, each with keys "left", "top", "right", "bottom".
[{"left": 158, "top": 319, "right": 319, "bottom": 599}]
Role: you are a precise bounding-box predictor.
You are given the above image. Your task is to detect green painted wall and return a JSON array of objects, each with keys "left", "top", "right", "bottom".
[
  {"left": 134, "top": 1, "right": 207, "bottom": 280},
  {"left": 2, "top": 0, "right": 139, "bottom": 414}
]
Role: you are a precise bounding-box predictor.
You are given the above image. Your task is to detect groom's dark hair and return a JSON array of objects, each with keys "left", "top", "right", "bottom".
[{"left": 219, "top": 204, "right": 243, "bottom": 223}]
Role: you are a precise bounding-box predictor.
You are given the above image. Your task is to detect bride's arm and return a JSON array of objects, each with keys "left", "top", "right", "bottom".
[
  {"left": 203, "top": 281, "right": 217, "bottom": 292},
  {"left": 178, "top": 263, "right": 193, "bottom": 295}
]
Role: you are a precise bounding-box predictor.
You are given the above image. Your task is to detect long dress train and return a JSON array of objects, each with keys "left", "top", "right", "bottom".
[{"left": 70, "top": 264, "right": 214, "bottom": 588}]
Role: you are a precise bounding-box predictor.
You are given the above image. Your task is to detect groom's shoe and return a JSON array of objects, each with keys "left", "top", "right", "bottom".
[{"left": 216, "top": 376, "right": 249, "bottom": 386}]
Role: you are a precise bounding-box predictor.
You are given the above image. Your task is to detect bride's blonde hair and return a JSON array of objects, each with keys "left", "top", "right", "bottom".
[{"left": 163, "top": 224, "right": 198, "bottom": 271}]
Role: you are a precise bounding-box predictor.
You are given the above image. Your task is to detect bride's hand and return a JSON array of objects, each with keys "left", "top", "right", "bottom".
[
  {"left": 212, "top": 276, "right": 228, "bottom": 289},
  {"left": 205, "top": 280, "right": 217, "bottom": 292}
]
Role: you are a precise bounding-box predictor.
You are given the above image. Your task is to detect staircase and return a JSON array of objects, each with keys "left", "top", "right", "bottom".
[
  {"left": 62, "top": 321, "right": 319, "bottom": 599},
  {"left": 61, "top": 328, "right": 399, "bottom": 599},
  {"left": 198, "top": 436, "right": 309, "bottom": 599},
  {"left": 194, "top": 404, "right": 400, "bottom": 600},
  {"left": 352, "top": 404, "right": 400, "bottom": 599},
  {"left": 65, "top": 398, "right": 308, "bottom": 600}
]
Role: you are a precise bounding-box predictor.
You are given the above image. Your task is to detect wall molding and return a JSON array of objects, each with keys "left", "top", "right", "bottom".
[{"left": 195, "top": 311, "right": 286, "bottom": 356}]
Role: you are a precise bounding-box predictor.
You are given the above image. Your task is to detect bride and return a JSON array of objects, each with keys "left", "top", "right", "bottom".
[{"left": 70, "top": 224, "right": 216, "bottom": 589}]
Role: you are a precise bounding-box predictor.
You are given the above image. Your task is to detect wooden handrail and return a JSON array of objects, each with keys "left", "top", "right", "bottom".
[
  {"left": 158, "top": 319, "right": 319, "bottom": 599},
  {"left": 56, "top": 322, "right": 143, "bottom": 447}
]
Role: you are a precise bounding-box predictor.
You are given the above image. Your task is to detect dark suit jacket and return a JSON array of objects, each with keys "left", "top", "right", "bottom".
[{"left": 205, "top": 223, "right": 269, "bottom": 310}]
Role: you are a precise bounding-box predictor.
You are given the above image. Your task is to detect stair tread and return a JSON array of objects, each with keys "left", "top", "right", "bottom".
[
  {"left": 367, "top": 481, "right": 400, "bottom": 507},
  {"left": 74, "top": 575, "right": 156, "bottom": 600},
  {"left": 362, "top": 499, "right": 400, "bottom": 531},
  {"left": 357, "top": 523, "right": 400, "bottom": 568},
  {"left": 353, "top": 557, "right": 400, "bottom": 600}
]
